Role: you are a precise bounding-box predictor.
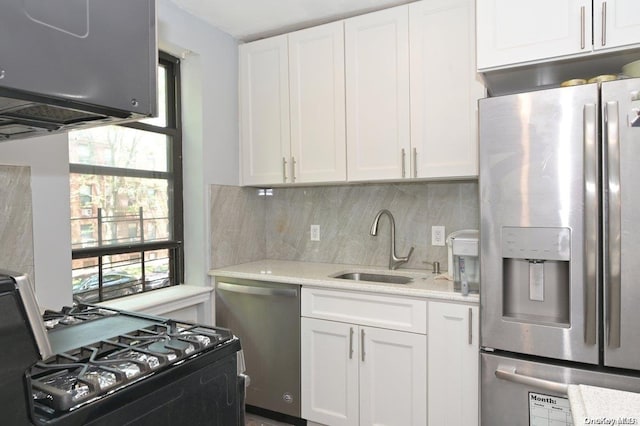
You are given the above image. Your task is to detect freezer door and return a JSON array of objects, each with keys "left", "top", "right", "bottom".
[
  {"left": 602, "top": 77, "right": 640, "bottom": 371},
  {"left": 481, "top": 352, "right": 640, "bottom": 426},
  {"left": 479, "top": 84, "right": 600, "bottom": 364}
]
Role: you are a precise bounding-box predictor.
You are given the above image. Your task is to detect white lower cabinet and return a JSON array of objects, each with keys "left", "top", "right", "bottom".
[
  {"left": 427, "top": 301, "right": 479, "bottom": 426},
  {"left": 301, "top": 288, "right": 427, "bottom": 426},
  {"left": 359, "top": 326, "right": 427, "bottom": 426},
  {"left": 301, "top": 317, "right": 358, "bottom": 426}
]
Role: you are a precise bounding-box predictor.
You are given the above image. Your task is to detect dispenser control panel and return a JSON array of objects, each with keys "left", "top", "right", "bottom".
[{"left": 501, "top": 227, "right": 571, "bottom": 261}]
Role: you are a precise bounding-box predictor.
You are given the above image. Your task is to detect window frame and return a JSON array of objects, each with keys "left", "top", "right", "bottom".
[{"left": 70, "top": 51, "right": 184, "bottom": 301}]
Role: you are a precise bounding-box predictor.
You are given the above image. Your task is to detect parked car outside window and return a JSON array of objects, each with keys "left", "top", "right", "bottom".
[{"left": 73, "top": 272, "right": 142, "bottom": 303}]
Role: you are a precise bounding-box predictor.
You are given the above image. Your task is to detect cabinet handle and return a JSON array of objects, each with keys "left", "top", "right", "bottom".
[
  {"left": 413, "top": 147, "right": 418, "bottom": 178},
  {"left": 468, "top": 307, "right": 473, "bottom": 345},
  {"left": 601, "top": 2, "right": 607, "bottom": 46},
  {"left": 580, "top": 6, "right": 586, "bottom": 49},
  {"left": 282, "top": 157, "right": 288, "bottom": 183},
  {"left": 361, "top": 329, "right": 366, "bottom": 362},
  {"left": 291, "top": 156, "right": 297, "bottom": 183},
  {"left": 349, "top": 327, "right": 354, "bottom": 359},
  {"left": 401, "top": 149, "right": 406, "bottom": 178}
]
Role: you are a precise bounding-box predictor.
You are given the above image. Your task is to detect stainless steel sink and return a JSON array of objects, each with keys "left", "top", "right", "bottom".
[{"left": 331, "top": 271, "right": 413, "bottom": 284}]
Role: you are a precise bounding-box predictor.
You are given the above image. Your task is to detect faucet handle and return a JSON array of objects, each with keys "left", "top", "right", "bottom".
[
  {"left": 405, "top": 246, "right": 415, "bottom": 261},
  {"left": 390, "top": 246, "right": 415, "bottom": 270}
]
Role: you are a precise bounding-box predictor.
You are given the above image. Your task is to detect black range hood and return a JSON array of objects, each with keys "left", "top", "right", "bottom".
[{"left": 0, "top": 0, "right": 158, "bottom": 141}]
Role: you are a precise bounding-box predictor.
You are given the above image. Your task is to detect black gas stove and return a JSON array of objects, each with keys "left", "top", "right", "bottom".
[{"left": 0, "top": 272, "right": 246, "bottom": 426}]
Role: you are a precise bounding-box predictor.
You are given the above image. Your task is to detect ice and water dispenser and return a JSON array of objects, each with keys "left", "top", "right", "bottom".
[{"left": 501, "top": 227, "right": 571, "bottom": 326}]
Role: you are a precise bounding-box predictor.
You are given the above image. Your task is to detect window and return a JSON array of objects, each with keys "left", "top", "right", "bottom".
[
  {"left": 69, "top": 52, "right": 183, "bottom": 303},
  {"left": 79, "top": 184, "right": 92, "bottom": 206}
]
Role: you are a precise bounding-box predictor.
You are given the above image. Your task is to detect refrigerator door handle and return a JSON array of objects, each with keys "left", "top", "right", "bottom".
[
  {"left": 495, "top": 367, "right": 568, "bottom": 395},
  {"left": 606, "top": 100, "right": 622, "bottom": 349},
  {"left": 584, "top": 103, "right": 598, "bottom": 346}
]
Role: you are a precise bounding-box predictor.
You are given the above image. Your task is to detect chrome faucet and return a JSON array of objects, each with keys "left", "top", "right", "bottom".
[{"left": 370, "top": 209, "right": 414, "bottom": 270}]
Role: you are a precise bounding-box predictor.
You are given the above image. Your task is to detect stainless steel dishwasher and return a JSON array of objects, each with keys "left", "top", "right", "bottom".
[{"left": 215, "top": 277, "right": 301, "bottom": 419}]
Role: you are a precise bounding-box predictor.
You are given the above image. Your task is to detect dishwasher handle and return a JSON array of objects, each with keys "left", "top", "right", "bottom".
[{"left": 217, "top": 282, "right": 298, "bottom": 297}]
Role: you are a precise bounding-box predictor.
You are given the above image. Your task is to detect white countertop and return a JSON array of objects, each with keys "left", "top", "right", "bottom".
[
  {"left": 208, "top": 259, "right": 478, "bottom": 303},
  {"left": 568, "top": 384, "right": 640, "bottom": 424}
]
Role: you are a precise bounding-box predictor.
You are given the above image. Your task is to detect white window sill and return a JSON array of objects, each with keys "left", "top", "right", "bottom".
[{"left": 97, "top": 285, "right": 213, "bottom": 317}]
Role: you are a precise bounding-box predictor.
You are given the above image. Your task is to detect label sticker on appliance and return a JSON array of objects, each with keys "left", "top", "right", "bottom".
[{"left": 529, "top": 392, "right": 573, "bottom": 426}]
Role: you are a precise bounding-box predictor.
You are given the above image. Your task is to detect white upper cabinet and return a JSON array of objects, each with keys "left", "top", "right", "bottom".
[
  {"left": 477, "top": 0, "right": 640, "bottom": 70},
  {"left": 240, "top": 23, "right": 346, "bottom": 186},
  {"left": 240, "top": 0, "right": 484, "bottom": 184},
  {"left": 409, "top": 0, "right": 484, "bottom": 179},
  {"left": 289, "top": 22, "right": 346, "bottom": 184},
  {"left": 239, "top": 35, "right": 291, "bottom": 185},
  {"left": 477, "top": 0, "right": 588, "bottom": 69},
  {"left": 345, "top": 6, "right": 411, "bottom": 182},
  {"left": 593, "top": 0, "right": 640, "bottom": 51}
]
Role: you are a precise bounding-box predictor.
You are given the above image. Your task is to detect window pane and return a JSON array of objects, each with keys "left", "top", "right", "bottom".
[
  {"left": 140, "top": 65, "right": 168, "bottom": 127},
  {"left": 71, "top": 249, "right": 173, "bottom": 303},
  {"left": 72, "top": 255, "right": 143, "bottom": 303},
  {"left": 70, "top": 173, "right": 170, "bottom": 248},
  {"left": 145, "top": 249, "right": 172, "bottom": 291},
  {"left": 69, "top": 126, "right": 168, "bottom": 172}
]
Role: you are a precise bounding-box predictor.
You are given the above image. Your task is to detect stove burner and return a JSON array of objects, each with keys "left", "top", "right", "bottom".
[
  {"left": 102, "top": 349, "right": 161, "bottom": 370},
  {"left": 178, "top": 332, "right": 213, "bottom": 346},
  {"left": 83, "top": 366, "right": 118, "bottom": 390},
  {"left": 100, "top": 361, "right": 141, "bottom": 379},
  {"left": 40, "top": 370, "right": 91, "bottom": 403}
]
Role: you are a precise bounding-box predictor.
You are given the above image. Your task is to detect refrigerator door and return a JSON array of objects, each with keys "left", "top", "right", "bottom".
[
  {"left": 481, "top": 352, "right": 640, "bottom": 426},
  {"left": 479, "top": 84, "right": 600, "bottom": 364},
  {"left": 602, "top": 77, "right": 640, "bottom": 371}
]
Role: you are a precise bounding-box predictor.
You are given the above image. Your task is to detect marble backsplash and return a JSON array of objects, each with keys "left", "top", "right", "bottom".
[
  {"left": 210, "top": 184, "right": 266, "bottom": 268},
  {"left": 0, "top": 165, "right": 35, "bottom": 280},
  {"left": 210, "top": 181, "right": 479, "bottom": 272}
]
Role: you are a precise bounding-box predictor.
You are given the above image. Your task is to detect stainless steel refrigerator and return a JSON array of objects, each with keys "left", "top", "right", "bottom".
[{"left": 479, "top": 78, "right": 640, "bottom": 425}]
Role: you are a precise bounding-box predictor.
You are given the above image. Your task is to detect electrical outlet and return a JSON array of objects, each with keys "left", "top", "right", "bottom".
[
  {"left": 432, "top": 226, "right": 445, "bottom": 246},
  {"left": 310, "top": 224, "right": 320, "bottom": 241}
]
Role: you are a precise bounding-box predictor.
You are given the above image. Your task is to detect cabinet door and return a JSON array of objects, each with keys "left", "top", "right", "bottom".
[
  {"left": 301, "top": 318, "right": 359, "bottom": 426},
  {"left": 239, "top": 35, "right": 291, "bottom": 185},
  {"left": 289, "top": 22, "right": 346, "bottom": 184},
  {"left": 409, "top": 0, "right": 485, "bottom": 179},
  {"left": 345, "top": 6, "right": 410, "bottom": 181},
  {"left": 359, "top": 327, "right": 427, "bottom": 426},
  {"left": 428, "top": 301, "right": 479, "bottom": 426},
  {"left": 593, "top": 0, "right": 640, "bottom": 51},
  {"left": 476, "top": 0, "right": 591, "bottom": 70}
]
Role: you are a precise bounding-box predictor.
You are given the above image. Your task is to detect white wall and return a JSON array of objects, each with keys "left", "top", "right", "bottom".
[
  {"left": 157, "top": 0, "right": 239, "bottom": 287},
  {"left": 0, "top": 134, "right": 73, "bottom": 310},
  {"left": 0, "top": 3, "right": 239, "bottom": 308}
]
